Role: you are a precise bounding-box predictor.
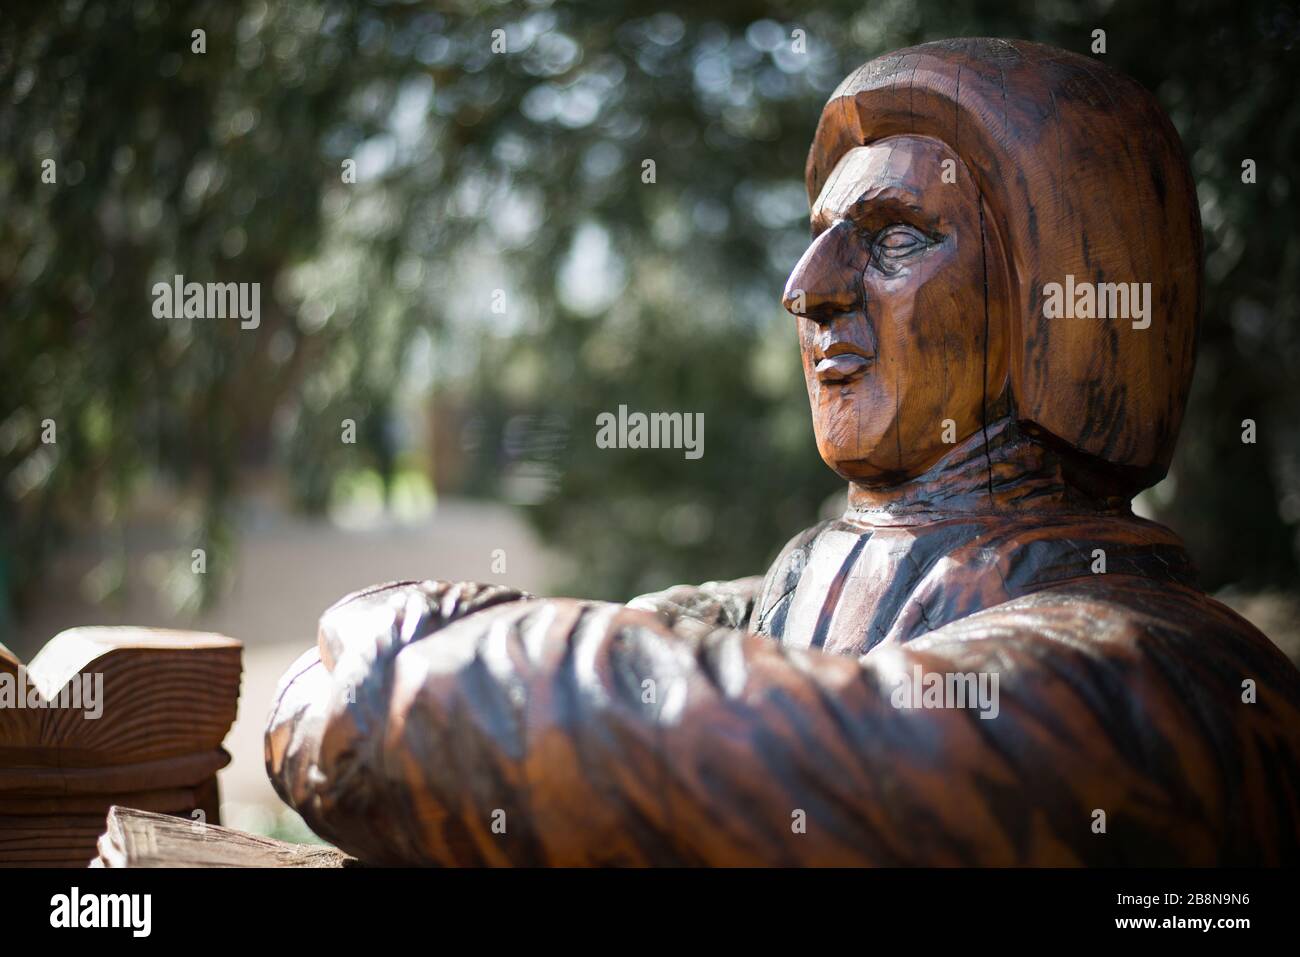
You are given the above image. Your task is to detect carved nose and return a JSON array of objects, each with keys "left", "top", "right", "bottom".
[{"left": 782, "top": 224, "right": 860, "bottom": 324}]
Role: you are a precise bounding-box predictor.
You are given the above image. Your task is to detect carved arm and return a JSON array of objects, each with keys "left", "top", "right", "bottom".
[{"left": 265, "top": 579, "right": 1299, "bottom": 865}]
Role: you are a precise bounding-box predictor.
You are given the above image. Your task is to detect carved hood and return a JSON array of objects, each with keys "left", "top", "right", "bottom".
[{"left": 805, "top": 38, "right": 1202, "bottom": 492}]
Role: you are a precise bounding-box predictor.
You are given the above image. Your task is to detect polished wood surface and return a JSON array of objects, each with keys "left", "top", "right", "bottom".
[
  {"left": 264, "top": 39, "right": 1300, "bottom": 866},
  {"left": 802, "top": 38, "right": 1201, "bottom": 492}
]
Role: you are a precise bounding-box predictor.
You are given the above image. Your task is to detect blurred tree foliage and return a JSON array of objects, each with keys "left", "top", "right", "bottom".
[{"left": 1, "top": 0, "right": 1297, "bottom": 625}]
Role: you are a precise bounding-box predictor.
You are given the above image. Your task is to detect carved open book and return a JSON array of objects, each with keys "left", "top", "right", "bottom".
[
  {"left": 0, "top": 628, "right": 241, "bottom": 866},
  {"left": 93, "top": 806, "right": 353, "bottom": 868}
]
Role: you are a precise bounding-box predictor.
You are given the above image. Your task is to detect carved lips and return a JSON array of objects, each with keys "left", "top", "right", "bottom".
[{"left": 814, "top": 342, "right": 873, "bottom": 383}]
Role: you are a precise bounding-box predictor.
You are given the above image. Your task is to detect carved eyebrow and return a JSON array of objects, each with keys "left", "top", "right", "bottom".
[
  {"left": 843, "top": 189, "right": 931, "bottom": 228},
  {"left": 810, "top": 185, "right": 938, "bottom": 238}
]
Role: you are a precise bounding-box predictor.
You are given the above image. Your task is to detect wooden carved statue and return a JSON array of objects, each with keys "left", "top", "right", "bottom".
[{"left": 266, "top": 40, "right": 1300, "bottom": 866}]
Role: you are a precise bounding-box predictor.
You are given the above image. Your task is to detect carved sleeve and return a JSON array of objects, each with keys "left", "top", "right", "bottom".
[{"left": 265, "top": 579, "right": 1300, "bottom": 865}]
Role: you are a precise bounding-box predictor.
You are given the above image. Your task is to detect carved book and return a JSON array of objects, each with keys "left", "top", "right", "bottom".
[
  {"left": 0, "top": 627, "right": 241, "bottom": 866},
  {"left": 93, "top": 806, "right": 353, "bottom": 868}
]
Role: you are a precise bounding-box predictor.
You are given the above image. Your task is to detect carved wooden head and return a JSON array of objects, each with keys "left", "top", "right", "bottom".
[{"left": 785, "top": 38, "right": 1202, "bottom": 494}]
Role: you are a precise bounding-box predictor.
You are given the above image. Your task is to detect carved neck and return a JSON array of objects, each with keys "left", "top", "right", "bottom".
[{"left": 844, "top": 417, "right": 1132, "bottom": 527}]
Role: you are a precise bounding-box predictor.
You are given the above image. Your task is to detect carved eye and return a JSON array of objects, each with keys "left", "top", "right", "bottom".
[
  {"left": 873, "top": 222, "right": 935, "bottom": 270},
  {"left": 873, "top": 225, "right": 932, "bottom": 263}
]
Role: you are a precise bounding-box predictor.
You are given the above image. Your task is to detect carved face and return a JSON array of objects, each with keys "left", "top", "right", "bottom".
[{"left": 783, "top": 135, "right": 1006, "bottom": 485}]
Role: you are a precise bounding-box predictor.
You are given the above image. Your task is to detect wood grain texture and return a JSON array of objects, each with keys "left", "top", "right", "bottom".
[
  {"left": 802, "top": 38, "right": 1200, "bottom": 490},
  {"left": 263, "top": 40, "right": 1299, "bottom": 867},
  {"left": 0, "top": 628, "right": 241, "bottom": 867},
  {"left": 267, "top": 576, "right": 1299, "bottom": 866},
  {"left": 93, "top": 805, "right": 354, "bottom": 868}
]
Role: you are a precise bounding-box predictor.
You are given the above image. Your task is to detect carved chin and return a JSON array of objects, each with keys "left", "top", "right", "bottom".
[
  {"left": 805, "top": 370, "right": 898, "bottom": 475},
  {"left": 817, "top": 422, "right": 888, "bottom": 476}
]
